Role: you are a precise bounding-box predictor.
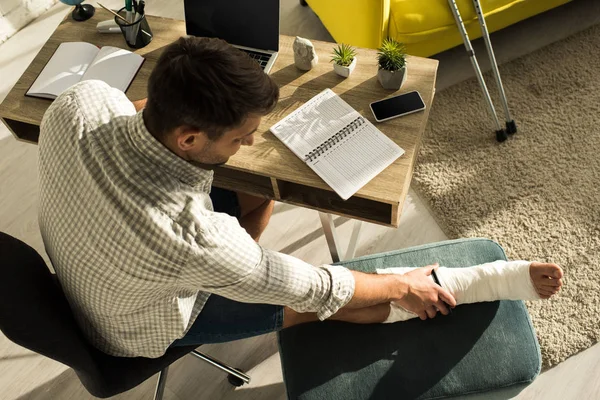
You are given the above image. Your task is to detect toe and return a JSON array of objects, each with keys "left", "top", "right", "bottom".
[
  {"left": 537, "top": 283, "right": 561, "bottom": 296},
  {"left": 541, "top": 279, "right": 562, "bottom": 288},
  {"left": 533, "top": 263, "right": 563, "bottom": 279},
  {"left": 549, "top": 264, "right": 564, "bottom": 279},
  {"left": 537, "top": 289, "right": 555, "bottom": 298}
]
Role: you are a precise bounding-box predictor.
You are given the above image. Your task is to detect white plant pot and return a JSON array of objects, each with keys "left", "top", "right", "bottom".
[
  {"left": 377, "top": 66, "right": 407, "bottom": 90},
  {"left": 333, "top": 57, "right": 357, "bottom": 78}
]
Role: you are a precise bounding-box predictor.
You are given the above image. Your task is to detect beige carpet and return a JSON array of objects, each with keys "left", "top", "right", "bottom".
[{"left": 413, "top": 24, "right": 600, "bottom": 368}]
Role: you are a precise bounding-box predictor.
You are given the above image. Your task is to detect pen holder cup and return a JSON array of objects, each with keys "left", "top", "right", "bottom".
[{"left": 115, "top": 7, "right": 153, "bottom": 49}]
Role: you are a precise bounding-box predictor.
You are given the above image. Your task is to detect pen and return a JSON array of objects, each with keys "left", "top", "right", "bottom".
[
  {"left": 125, "top": 0, "right": 133, "bottom": 42},
  {"left": 125, "top": 0, "right": 133, "bottom": 21},
  {"left": 431, "top": 269, "right": 453, "bottom": 315},
  {"left": 131, "top": 0, "right": 144, "bottom": 42}
]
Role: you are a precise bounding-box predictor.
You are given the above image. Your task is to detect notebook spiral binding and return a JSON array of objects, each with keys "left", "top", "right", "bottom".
[{"left": 304, "top": 116, "right": 365, "bottom": 162}]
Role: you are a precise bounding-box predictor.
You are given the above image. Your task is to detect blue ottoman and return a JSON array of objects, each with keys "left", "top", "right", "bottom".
[{"left": 278, "top": 238, "right": 541, "bottom": 400}]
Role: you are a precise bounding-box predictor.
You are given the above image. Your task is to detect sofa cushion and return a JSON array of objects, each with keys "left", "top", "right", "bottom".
[{"left": 389, "top": 0, "right": 515, "bottom": 35}]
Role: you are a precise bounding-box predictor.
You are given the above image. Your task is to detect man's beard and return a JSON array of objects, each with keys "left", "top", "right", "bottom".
[
  {"left": 190, "top": 159, "right": 228, "bottom": 169},
  {"left": 189, "top": 141, "right": 229, "bottom": 167}
]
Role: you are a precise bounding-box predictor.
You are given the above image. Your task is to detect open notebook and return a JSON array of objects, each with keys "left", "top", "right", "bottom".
[
  {"left": 270, "top": 89, "right": 405, "bottom": 200},
  {"left": 26, "top": 42, "right": 144, "bottom": 99}
]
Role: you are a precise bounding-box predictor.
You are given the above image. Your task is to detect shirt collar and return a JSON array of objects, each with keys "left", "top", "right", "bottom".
[{"left": 127, "top": 111, "right": 214, "bottom": 190}]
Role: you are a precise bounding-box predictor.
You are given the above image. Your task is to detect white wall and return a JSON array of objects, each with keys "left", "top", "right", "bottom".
[
  {"left": 0, "top": 0, "right": 58, "bottom": 44},
  {"left": 0, "top": 0, "right": 21, "bottom": 17}
]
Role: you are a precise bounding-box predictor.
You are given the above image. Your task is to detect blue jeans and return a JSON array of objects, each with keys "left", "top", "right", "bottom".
[{"left": 170, "top": 293, "right": 285, "bottom": 346}]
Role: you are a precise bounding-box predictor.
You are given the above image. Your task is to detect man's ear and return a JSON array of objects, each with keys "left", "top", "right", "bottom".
[{"left": 174, "top": 126, "right": 206, "bottom": 152}]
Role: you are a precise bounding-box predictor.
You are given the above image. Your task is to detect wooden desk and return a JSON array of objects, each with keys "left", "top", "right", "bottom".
[{"left": 0, "top": 10, "right": 438, "bottom": 233}]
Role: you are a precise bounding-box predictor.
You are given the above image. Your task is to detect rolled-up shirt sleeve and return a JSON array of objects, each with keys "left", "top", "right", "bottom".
[{"left": 180, "top": 209, "right": 355, "bottom": 320}]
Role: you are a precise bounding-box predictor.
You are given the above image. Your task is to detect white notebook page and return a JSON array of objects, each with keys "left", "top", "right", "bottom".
[
  {"left": 270, "top": 89, "right": 405, "bottom": 200},
  {"left": 82, "top": 46, "right": 144, "bottom": 92},
  {"left": 309, "top": 119, "right": 404, "bottom": 200},
  {"left": 27, "top": 42, "right": 99, "bottom": 98},
  {"left": 270, "top": 89, "right": 360, "bottom": 159}
]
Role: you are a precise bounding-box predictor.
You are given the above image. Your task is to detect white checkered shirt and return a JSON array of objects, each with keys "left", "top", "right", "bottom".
[{"left": 38, "top": 80, "right": 355, "bottom": 358}]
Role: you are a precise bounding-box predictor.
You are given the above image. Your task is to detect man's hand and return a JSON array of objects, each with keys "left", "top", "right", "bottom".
[{"left": 393, "top": 264, "right": 456, "bottom": 320}]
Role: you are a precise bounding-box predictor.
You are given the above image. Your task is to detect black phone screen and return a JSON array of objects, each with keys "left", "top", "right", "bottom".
[{"left": 370, "top": 91, "right": 425, "bottom": 121}]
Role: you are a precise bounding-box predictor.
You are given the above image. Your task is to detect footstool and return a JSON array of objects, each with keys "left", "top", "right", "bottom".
[{"left": 278, "top": 238, "right": 541, "bottom": 399}]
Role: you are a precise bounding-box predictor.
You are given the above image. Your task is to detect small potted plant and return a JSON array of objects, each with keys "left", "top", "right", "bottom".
[
  {"left": 330, "top": 43, "right": 357, "bottom": 78},
  {"left": 377, "top": 38, "right": 407, "bottom": 90}
]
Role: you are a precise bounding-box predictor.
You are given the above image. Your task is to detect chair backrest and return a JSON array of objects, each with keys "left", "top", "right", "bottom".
[
  {"left": 0, "top": 232, "right": 102, "bottom": 371},
  {"left": 0, "top": 232, "right": 194, "bottom": 398}
]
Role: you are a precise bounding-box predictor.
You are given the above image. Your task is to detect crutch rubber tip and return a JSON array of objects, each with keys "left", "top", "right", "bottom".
[
  {"left": 506, "top": 120, "right": 517, "bottom": 134},
  {"left": 496, "top": 129, "right": 508, "bottom": 142}
]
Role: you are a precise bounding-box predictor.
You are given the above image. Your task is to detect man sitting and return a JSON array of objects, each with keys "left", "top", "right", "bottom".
[{"left": 38, "top": 36, "right": 562, "bottom": 358}]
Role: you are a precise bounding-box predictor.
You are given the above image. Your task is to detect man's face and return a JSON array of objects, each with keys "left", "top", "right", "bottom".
[{"left": 186, "top": 115, "right": 261, "bottom": 166}]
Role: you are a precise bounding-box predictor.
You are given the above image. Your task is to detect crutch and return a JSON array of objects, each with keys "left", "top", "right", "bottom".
[
  {"left": 447, "top": 0, "right": 507, "bottom": 142},
  {"left": 471, "top": 0, "right": 516, "bottom": 135}
]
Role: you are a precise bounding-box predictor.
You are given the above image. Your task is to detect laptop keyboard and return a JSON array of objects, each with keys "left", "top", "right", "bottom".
[{"left": 242, "top": 49, "right": 271, "bottom": 69}]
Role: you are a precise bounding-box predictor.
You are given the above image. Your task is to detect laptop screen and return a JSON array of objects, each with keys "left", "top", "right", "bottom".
[{"left": 184, "top": 0, "right": 280, "bottom": 52}]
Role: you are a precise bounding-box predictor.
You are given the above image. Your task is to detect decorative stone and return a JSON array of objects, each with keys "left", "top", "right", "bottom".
[
  {"left": 293, "top": 36, "right": 318, "bottom": 71},
  {"left": 377, "top": 67, "right": 407, "bottom": 90}
]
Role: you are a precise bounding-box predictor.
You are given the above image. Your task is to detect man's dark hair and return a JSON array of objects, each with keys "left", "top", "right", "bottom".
[{"left": 144, "top": 36, "right": 279, "bottom": 140}]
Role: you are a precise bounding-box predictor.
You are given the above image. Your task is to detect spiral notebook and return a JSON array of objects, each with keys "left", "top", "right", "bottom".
[{"left": 270, "top": 89, "right": 405, "bottom": 200}]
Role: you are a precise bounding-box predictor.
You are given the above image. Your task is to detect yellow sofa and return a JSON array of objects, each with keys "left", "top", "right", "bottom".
[{"left": 304, "top": 0, "right": 572, "bottom": 57}]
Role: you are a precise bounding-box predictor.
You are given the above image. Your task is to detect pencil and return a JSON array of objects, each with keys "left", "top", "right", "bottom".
[{"left": 97, "top": 2, "right": 129, "bottom": 23}]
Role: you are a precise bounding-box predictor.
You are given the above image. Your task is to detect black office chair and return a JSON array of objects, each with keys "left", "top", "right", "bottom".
[{"left": 0, "top": 232, "right": 250, "bottom": 399}]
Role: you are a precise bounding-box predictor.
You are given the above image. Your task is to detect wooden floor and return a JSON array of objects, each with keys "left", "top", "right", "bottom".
[{"left": 1, "top": 0, "right": 599, "bottom": 399}]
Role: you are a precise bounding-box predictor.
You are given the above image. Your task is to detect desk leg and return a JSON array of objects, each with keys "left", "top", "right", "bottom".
[
  {"left": 345, "top": 219, "right": 362, "bottom": 260},
  {"left": 319, "top": 212, "right": 341, "bottom": 263},
  {"left": 318, "top": 213, "right": 362, "bottom": 263}
]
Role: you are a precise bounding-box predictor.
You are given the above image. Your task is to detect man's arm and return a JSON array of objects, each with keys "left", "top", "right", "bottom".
[
  {"left": 345, "top": 267, "right": 456, "bottom": 320},
  {"left": 132, "top": 98, "right": 147, "bottom": 111},
  {"left": 181, "top": 210, "right": 455, "bottom": 320}
]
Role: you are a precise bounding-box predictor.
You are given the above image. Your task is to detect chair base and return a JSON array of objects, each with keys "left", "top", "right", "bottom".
[
  {"left": 154, "top": 367, "right": 169, "bottom": 400},
  {"left": 190, "top": 350, "right": 250, "bottom": 384},
  {"left": 153, "top": 350, "right": 251, "bottom": 400}
]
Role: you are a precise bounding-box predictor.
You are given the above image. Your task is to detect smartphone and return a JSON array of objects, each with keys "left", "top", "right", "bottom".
[{"left": 369, "top": 91, "right": 426, "bottom": 122}]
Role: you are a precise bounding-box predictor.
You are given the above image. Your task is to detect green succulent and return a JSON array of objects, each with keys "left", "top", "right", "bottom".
[
  {"left": 330, "top": 43, "right": 357, "bottom": 67},
  {"left": 377, "top": 38, "right": 407, "bottom": 71}
]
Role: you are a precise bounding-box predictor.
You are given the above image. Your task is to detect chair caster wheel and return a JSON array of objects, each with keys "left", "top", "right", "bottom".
[
  {"left": 496, "top": 129, "right": 508, "bottom": 142},
  {"left": 227, "top": 369, "right": 246, "bottom": 387}
]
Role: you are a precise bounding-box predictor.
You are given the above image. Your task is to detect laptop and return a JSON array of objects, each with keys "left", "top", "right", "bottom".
[{"left": 184, "top": 0, "right": 280, "bottom": 74}]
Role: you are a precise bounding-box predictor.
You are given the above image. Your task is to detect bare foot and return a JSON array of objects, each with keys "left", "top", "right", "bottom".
[{"left": 530, "top": 262, "right": 563, "bottom": 299}]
